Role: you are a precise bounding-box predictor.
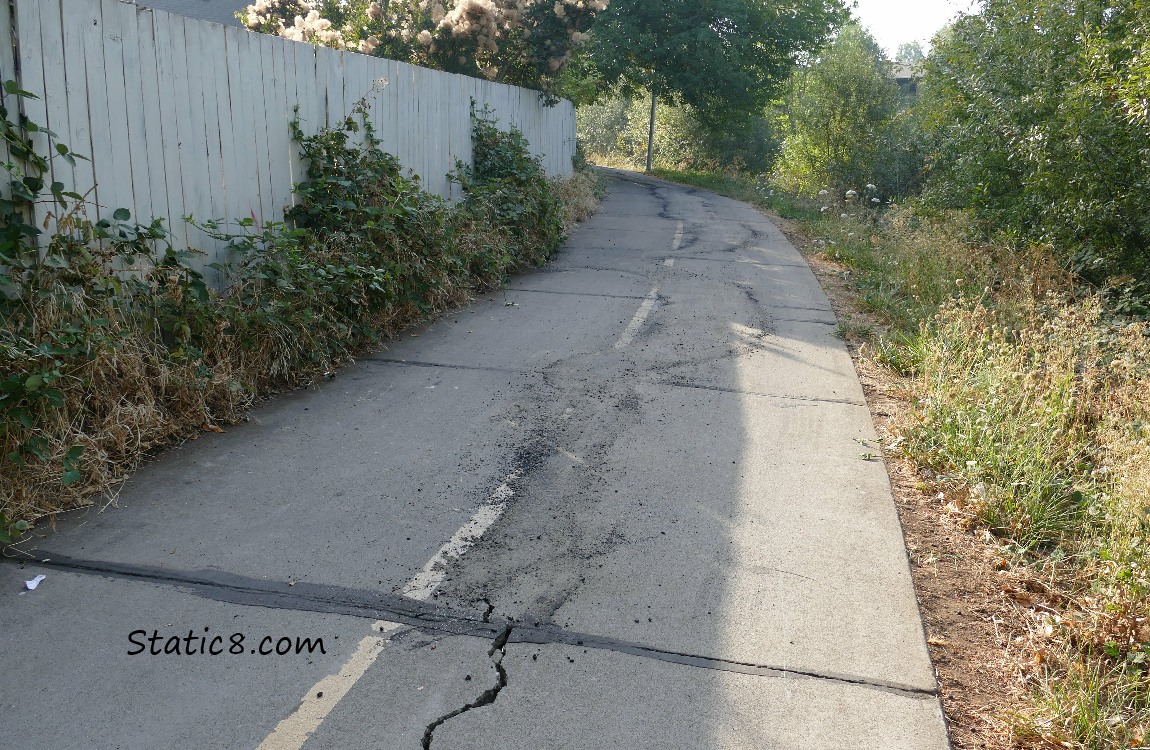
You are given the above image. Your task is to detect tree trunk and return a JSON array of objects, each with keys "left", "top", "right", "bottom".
[{"left": 646, "top": 90, "right": 657, "bottom": 173}]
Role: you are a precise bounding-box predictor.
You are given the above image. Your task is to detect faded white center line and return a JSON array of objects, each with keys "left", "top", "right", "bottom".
[
  {"left": 671, "top": 220, "right": 684, "bottom": 251},
  {"left": 663, "top": 258, "right": 675, "bottom": 267},
  {"left": 401, "top": 469, "right": 521, "bottom": 600},
  {"left": 614, "top": 286, "right": 659, "bottom": 350},
  {"left": 257, "top": 469, "right": 522, "bottom": 750}
]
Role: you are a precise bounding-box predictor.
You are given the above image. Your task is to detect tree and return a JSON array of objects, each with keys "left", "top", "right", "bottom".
[
  {"left": 239, "top": 0, "right": 607, "bottom": 95},
  {"left": 774, "top": 23, "right": 902, "bottom": 194},
  {"left": 1085, "top": 0, "right": 1150, "bottom": 135},
  {"left": 895, "top": 41, "right": 925, "bottom": 64},
  {"left": 586, "top": 0, "right": 847, "bottom": 169},
  {"left": 917, "top": 0, "right": 1150, "bottom": 282}
]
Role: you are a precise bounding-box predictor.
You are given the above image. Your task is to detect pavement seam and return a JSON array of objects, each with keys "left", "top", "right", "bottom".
[
  {"left": 357, "top": 358, "right": 529, "bottom": 375},
  {"left": 660, "top": 379, "right": 868, "bottom": 408},
  {"left": 662, "top": 255, "right": 811, "bottom": 269},
  {"left": 500, "top": 288, "right": 648, "bottom": 300},
  {"left": 771, "top": 317, "right": 838, "bottom": 326},
  {"left": 9, "top": 555, "right": 937, "bottom": 700},
  {"left": 762, "top": 303, "right": 836, "bottom": 313}
]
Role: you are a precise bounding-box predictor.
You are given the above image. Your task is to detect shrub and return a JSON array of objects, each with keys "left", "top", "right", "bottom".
[{"left": 0, "top": 86, "right": 587, "bottom": 540}]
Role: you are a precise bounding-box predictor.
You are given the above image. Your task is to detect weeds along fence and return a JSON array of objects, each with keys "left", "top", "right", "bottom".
[{"left": 0, "top": 0, "right": 576, "bottom": 283}]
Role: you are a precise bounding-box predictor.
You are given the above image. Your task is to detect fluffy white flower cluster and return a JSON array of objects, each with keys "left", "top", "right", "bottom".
[
  {"left": 359, "top": 35, "right": 381, "bottom": 54},
  {"left": 438, "top": 0, "right": 506, "bottom": 52},
  {"left": 280, "top": 9, "right": 346, "bottom": 46},
  {"left": 242, "top": 0, "right": 307, "bottom": 31},
  {"left": 241, "top": 0, "right": 607, "bottom": 87}
]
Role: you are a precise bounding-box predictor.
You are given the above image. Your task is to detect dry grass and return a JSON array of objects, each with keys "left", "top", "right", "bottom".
[
  {"left": 901, "top": 294, "right": 1150, "bottom": 747},
  {"left": 554, "top": 170, "right": 604, "bottom": 230}
]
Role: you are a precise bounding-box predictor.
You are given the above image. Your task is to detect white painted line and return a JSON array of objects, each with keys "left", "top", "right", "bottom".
[
  {"left": 556, "top": 446, "right": 585, "bottom": 465},
  {"left": 257, "top": 469, "right": 522, "bottom": 749},
  {"left": 256, "top": 622, "right": 402, "bottom": 750},
  {"left": 615, "top": 286, "right": 659, "bottom": 350},
  {"left": 672, "top": 220, "right": 684, "bottom": 251},
  {"left": 663, "top": 258, "right": 675, "bottom": 267},
  {"left": 402, "top": 471, "right": 520, "bottom": 600}
]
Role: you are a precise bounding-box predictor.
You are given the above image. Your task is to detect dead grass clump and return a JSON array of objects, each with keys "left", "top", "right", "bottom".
[{"left": 553, "top": 170, "right": 604, "bottom": 230}]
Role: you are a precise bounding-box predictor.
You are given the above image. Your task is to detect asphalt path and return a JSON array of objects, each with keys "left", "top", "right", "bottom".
[{"left": 1, "top": 170, "right": 950, "bottom": 749}]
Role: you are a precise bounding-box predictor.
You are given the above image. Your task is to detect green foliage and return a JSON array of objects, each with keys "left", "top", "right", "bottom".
[
  {"left": 454, "top": 104, "right": 565, "bottom": 266},
  {"left": 774, "top": 23, "right": 910, "bottom": 196},
  {"left": 894, "top": 41, "right": 926, "bottom": 64},
  {"left": 577, "top": 97, "right": 631, "bottom": 156},
  {"left": 917, "top": 0, "right": 1150, "bottom": 288},
  {"left": 587, "top": 0, "right": 848, "bottom": 129},
  {"left": 1087, "top": 0, "right": 1150, "bottom": 134}
]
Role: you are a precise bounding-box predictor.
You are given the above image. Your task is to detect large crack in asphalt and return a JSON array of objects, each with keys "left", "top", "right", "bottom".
[
  {"left": 8, "top": 554, "right": 938, "bottom": 699},
  {"left": 421, "top": 625, "right": 513, "bottom": 750}
]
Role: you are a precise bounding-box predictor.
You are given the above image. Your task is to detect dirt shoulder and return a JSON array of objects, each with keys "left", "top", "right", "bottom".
[{"left": 768, "top": 210, "right": 1030, "bottom": 750}]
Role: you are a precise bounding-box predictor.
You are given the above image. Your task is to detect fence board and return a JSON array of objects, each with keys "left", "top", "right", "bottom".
[
  {"left": 81, "top": 0, "right": 115, "bottom": 221},
  {"left": 206, "top": 23, "right": 234, "bottom": 231},
  {"left": 13, "top": 0, "right": 50, "bottom": 234},
  {"left": 282, "top": 41, "right": 301, "bottom": 197},
  {"left": 57, "top": 0, "right": 97, "bottom": 217},
  {"left": 0, "top": 0, "right": 11, "bottom": 167},
  {"left": 192, "top": 20, "right": 223, "bottom": 225},
  {"left": 225, "top": 26, "right": 258, "bottom": 224},
  {"left": 116, "top": 3, "right": 150, "bottom": 223},
  {"left": 251, "top": 33, "right": 274, "bottom": 222},
  {"left": 290, "top": 42, "right": 317, "bottom": 199},
  {"left": 34, "top": 0, "right": 71, "bottom": 200},
  {"left": 0, "top": 0, "right": 12, "bottom": 83},
  {"left": 166, "top": 14, "right": 201, "bottom": 244},
  {"left": 97, "top": 0, "right": 137, "bottom": 222},
  {"left": 266, "top": 38, "right": 291, "bottom": 220},
  {"left": 135, "top": 9, "right": 171, "bottom": 231}
]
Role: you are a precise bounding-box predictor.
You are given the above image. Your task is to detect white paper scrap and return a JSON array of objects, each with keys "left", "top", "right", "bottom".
[{"left": 24, "top": 575, "right": 46, "bottom": 591}]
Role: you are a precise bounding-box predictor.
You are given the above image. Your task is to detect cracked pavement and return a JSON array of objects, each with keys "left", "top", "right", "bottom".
[{"left": 0, "top": 170, "right": 950, "bottom": 749}]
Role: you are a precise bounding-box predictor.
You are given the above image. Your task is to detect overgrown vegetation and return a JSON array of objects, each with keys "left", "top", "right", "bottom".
[
  {"left": 918, "top": 0, "right": 1150, "bottom": 301},
  {"left": 0, "top": 85, "right": 590, "bottom": 541}
]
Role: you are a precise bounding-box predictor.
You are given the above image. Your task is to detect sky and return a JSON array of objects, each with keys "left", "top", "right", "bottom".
[{"left": 851, "top": 0, "right": 981, "bottom": 57}]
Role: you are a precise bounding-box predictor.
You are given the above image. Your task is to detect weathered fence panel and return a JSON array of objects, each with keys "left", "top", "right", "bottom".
[{"left": 3, "top": 0, "right": 575, "bottom": 277}]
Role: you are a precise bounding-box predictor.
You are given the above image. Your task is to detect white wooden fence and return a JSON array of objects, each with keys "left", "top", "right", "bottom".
[{"left": 0, "top": 0, "right": 575, "bottom": 276}]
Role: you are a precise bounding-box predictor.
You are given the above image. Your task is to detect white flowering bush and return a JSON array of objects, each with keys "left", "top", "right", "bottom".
[{"left": 239, "top": 0, "right": 607, "bottom": 94}]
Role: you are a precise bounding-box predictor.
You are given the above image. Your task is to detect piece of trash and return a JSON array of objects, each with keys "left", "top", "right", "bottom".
[{"left": 24, "top": 574, "right": 46, "bottom": 591}]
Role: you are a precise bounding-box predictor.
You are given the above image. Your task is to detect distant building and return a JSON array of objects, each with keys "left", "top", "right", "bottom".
[
  {"left": 891, "top": 63, "right": 921, "bottom": 98},
  {"left": 132, "top": 0, "right": 249, "bottom": 27}
]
